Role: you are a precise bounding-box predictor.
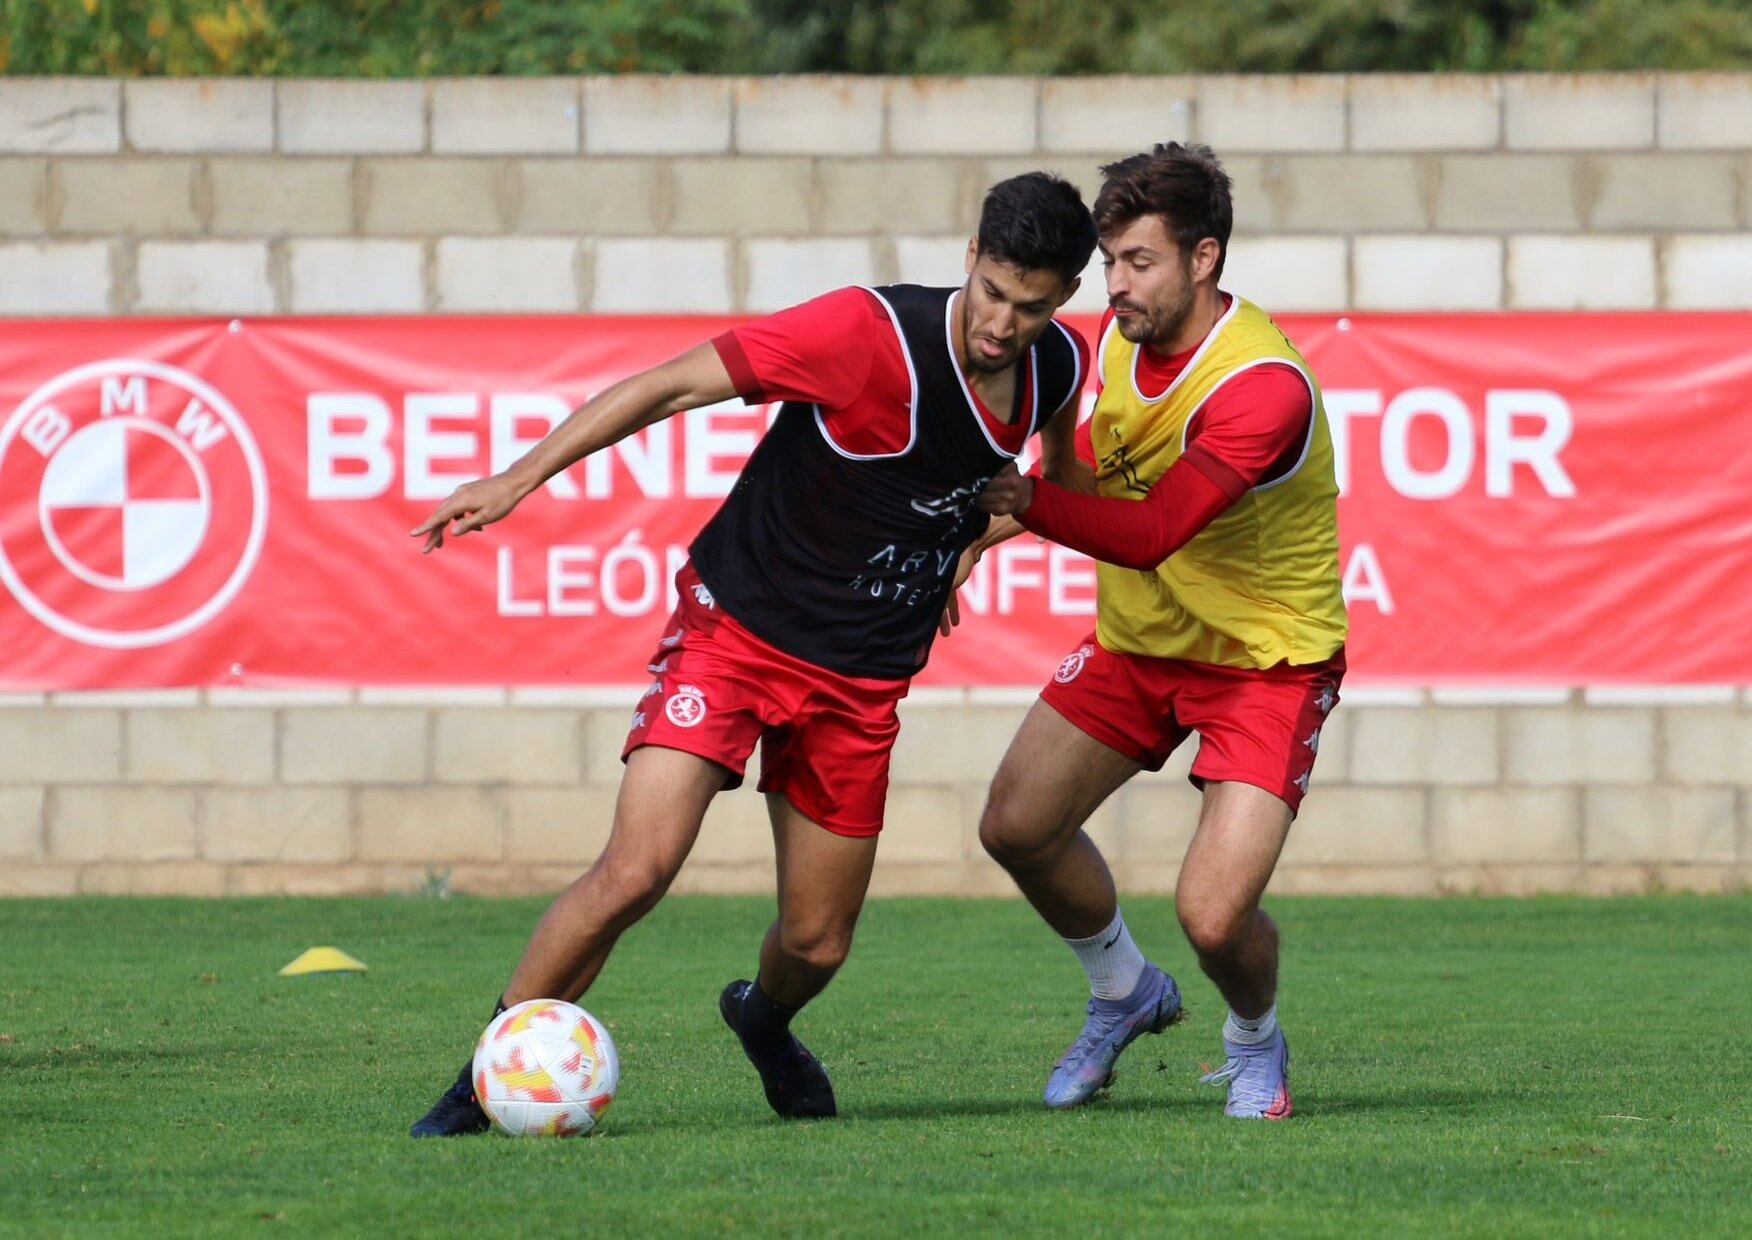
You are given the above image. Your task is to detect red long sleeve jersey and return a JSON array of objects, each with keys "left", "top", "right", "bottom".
[{"left": 1024, "top": 301, "right": 1313, "bottom": 570}]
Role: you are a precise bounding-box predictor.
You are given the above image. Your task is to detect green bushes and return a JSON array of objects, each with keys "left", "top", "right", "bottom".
[{"left": 4, "top": 0, "right": 1748, "bottom": 75}]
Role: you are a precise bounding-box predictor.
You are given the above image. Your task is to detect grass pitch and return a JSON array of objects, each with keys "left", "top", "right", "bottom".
[{"left": 2, "top": 894, "right": 1748, "bottom": 1237}]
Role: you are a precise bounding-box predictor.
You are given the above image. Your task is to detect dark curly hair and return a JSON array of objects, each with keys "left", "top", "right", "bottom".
[
  {"left": 1094, "top": 143, "right": 1233, "bottom": 279},
  {"left": 975, "top": 171, "right": 1098, "bottom": 284}
]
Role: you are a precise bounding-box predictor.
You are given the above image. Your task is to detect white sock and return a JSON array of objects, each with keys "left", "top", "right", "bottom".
[
  {"left": 1223, "top": 1006, "right": 1279, "bottom": 1046},
  {"left": 1064, "top": 910, "right": 1148, "bottom": 1001}
]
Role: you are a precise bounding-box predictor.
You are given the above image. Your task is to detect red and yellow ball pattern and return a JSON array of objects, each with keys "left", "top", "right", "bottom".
[{"left": 471, "top": 999, "right": 620, "bottom": 1137}]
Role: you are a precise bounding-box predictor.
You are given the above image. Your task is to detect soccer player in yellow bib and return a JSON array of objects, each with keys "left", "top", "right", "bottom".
[{"left": 971, "top": 143, "right": 1347, "bottom": 1119}]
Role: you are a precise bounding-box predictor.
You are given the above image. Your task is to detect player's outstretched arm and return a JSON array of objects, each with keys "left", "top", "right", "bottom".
[
  {"left": 411, "top": 343, "right": 737, "bottom": 553},
  {"left": 976, "top": 458, "right": 1237, "bottom": 571}
]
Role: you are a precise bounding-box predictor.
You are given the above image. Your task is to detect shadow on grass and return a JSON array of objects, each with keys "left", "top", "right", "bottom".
[{"left": 600, "top": 1085, "right": 1492, "bottom": 1137}]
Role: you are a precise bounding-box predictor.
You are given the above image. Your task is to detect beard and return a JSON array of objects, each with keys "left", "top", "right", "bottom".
[
  {"left": 959, "top": 299, "right": 1017, "bottom": 374},
  {"left": 1111, "top": 268, "right": 1196, "bottom": 348}
]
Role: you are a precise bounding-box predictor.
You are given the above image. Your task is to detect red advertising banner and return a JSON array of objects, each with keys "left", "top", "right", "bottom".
[{"left": 1, "top": 313, "right": 1748, "bottom": 690}]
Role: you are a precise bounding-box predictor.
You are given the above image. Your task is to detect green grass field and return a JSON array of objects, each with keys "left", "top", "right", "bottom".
[{"left": 2, "top": 895, "right": 1748, "bottom": 1236}]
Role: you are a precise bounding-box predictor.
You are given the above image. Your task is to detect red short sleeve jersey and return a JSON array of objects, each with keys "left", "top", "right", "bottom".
[
  {"left": 712, "top": 287, "right": 916, "bottom": 457},
  {"left": 714, "top": 287, "right": 1084, "bottom": 459}
]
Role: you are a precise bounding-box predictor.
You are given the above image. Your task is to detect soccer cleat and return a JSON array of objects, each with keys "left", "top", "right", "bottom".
[
  {"left": 1044, "top": 963, "right": 1183, "bottom": 1110},
  {"left": 719, "top": 979, "right": 838, "bottom": 1119},
  {"left": 409, "top": 1061, "right": 492, "bottom": 1137},
  {"left": 1200, "top": 1025, "right": 1293, "bottom": 1120}
]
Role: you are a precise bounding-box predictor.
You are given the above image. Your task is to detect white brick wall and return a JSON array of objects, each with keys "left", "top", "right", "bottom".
[
  {"left": 1663, "top": 236, "right": 1752, "bottom": 309},
  {"left": 1353, "top": 235, "right": 1503, "bottom": 310},
  {"left": 1504, "top": 75, "right": 1656, "bottom": 150},
  {"left": 593, "top": 239, "right": 733, "bottom": 312},
  {"left": 1590, "top": 155, "right": 1738, "bottom": 230},
  {"left": 277, "top": 80, "right": 427, "bottom": 155},
  {"left": 889, "top": 78, "right": 1038, "bottom": 155},
  {"left": 1507, "top": 235, "right": 1658, "bottom": 309},
  {"left": 431, "top": 78, "right": 579, "bottom": 155},
  {"left": 134, "top": 241, "right": 274, "bottom": 314},
  {"left": 1349, "top": 75, "right": 1500, "bottom": 152},
  {"left": 0, "top": 79, "right": 120, "bottom": 153},
  {"left": 1196, "top": 76, "right": 1347, "bottom": 153},
  {"left": 894, "top": 236, "right": 971, "bottom": 286},
  {"left": 288, "top": 239, "right": 425, "bottom": 312},
  {"left": 1038, "top": 78, "right": 1194, "bottom": 153},
  {"left": 124, "top": 79, "right": 275, "bottom": 153},
  {"left": 1657, "top": 74, "right": 1752, "bottom": 149},
  {"left": 0, "top": 695, "right": 1742, "bottom": 896},
  {"left": 434, "top": 236, "right": 580, "bottom": 311},
  {"left": 583, "top": 77, "right": 731, "bottom": 155},
  {"left": 743, "top": 238, "right": 877, "bottom": 311},
  {"left": 0, "top": 241, "right": 111, "bottom": 313},
  {"left": 1222, "top": 236, "right": 1347, "bottom": 311},
  {"left": 734, "top": 78, "right": 884, "bottom": 155}
]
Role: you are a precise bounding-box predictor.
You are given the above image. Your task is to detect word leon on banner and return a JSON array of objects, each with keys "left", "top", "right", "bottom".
[{"left": 304, "top": 386, "right": 1577, "bottom": 506}]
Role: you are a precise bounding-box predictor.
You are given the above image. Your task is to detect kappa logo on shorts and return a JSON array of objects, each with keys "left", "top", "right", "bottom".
[
  {"left": 665, "top": 683, "right": 708, "bottom": 728},
  {"left": 1054, "top": 643, "right": 1097, "bottom": 684},
  {"left": 691, "top": 582, "right": 715, "bottom": 609},
  {"left": 0, "top": 359, "right": 268, "bottom": 649}
]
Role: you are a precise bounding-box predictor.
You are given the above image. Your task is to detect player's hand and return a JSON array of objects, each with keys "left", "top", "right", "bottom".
[
  {"left": 938, "top": 544, "right": 981, "bottom": 637},
  {"left": 976, "top": 463, "right": 1034, "bottom": 516},
  {"left": 410, "top": 473, "right": 529, "bottom": 553}
]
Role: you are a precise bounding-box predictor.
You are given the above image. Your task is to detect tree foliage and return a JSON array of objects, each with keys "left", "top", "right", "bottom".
[{"left": 3, "top": 0, "right": 1748, "bottom": 75}]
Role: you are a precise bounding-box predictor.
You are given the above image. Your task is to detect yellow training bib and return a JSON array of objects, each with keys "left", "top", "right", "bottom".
[{"left": 1091, "top": 296, "right": 1347, "bottom": 668}]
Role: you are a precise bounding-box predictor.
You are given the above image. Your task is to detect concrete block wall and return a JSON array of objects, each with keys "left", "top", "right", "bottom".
[
  {"left": 2, "top": 73, "right": 1750, "bottom": 317},
  {"left": 0, "top": 687, "right": 1747, "bottom": 898},
  {"left": 1, "top": 74, "right": 1748, "bottom": 897}
]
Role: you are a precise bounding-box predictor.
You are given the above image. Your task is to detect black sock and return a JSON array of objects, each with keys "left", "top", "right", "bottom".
[{"left": 739, "top": 980, "right": 800, "bottom": 1061}]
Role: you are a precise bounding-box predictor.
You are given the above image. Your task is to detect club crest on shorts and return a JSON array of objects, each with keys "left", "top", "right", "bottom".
[
  {"left": 665, "top": 683, "right": 708, "bottom": 727},
  {"left": 1055, "top": 643, "right": 1096, "bottom": 684},
  {"left": 0, "top": 358, "right": 268, "bottom": 649},
  {"left": 691, "top": 582, "right": 715, "bottom": 609}
]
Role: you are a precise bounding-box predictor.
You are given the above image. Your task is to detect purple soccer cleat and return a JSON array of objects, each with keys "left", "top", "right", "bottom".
[
  {"left": 1200, "top": 1025, "right": 1293, "bottom": 1120},
  {"left": 1043, "top": 964, "right": 1183, "bottom": 1110}
]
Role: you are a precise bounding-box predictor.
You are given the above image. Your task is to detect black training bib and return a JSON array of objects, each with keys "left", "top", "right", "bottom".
[{"left": 688, "top": 284, "right": 1084, "bottom": 680}]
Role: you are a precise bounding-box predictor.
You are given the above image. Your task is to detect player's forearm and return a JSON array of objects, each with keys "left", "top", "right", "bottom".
[
  {"left": 1042, "top": 454, "right": 1097, "bottom": 495},
  {"left": 972, "top": 514, "right": 1027, "bottom": 557},
  {"left": 1018, "top": 460, "right": 1235, "bottom": 570},
  {"left": 499, "top": 372, "right": 679, "bottom": 496},
  {"left": 502, "top": 343, "right": 733, "bottom": 497}
]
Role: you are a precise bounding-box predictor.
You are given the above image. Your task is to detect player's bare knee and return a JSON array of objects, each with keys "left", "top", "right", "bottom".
[
  {"left": 779, "top": 922, "right": 854, "bottom": 974},
  {"left": 592, "top": 853, "right": 673, "bottom": 920},
  {"left": 1177, "top": 901, "right": 1249, "bottom": 958},
  {"left": 977, "top": 787, "right": 1053, "bottom": 869}
]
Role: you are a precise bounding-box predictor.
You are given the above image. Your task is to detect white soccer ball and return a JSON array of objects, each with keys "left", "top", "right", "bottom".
[{"left": 472, "top": 999, "right": 619, "bottom": 1137}]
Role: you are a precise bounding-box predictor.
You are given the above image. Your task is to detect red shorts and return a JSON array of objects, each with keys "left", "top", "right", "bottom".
[
  {"left": 1040, "top": 634, "right": 1345, "bottom": 814},
  {"left": 621, "top": 566, "right": 909, "bottom": 838}
]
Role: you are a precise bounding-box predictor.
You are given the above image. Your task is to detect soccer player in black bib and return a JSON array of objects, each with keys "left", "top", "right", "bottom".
[{"left": 408, "top": 173, "right": 1095, "bottom": 1134}]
